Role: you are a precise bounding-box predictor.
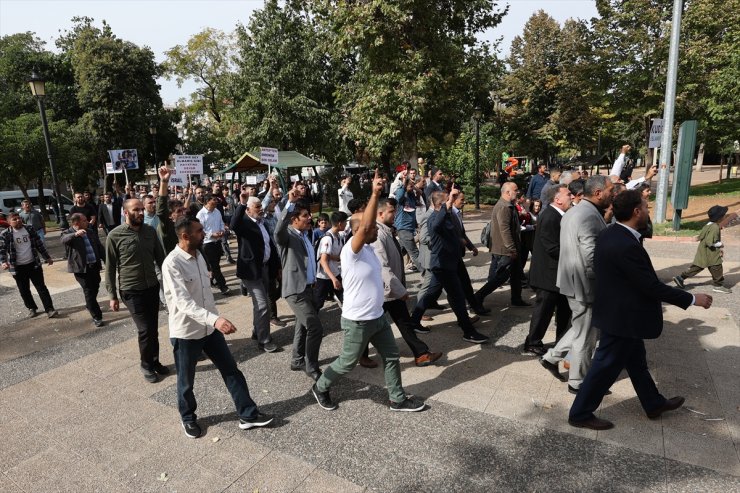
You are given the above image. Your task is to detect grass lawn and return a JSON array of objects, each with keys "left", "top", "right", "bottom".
[
  {"left": 652, "top": 220, "right": 704, "bottom": 237},
  {"left": 668, "top": 178, "right": 740, "bottom": 198}
]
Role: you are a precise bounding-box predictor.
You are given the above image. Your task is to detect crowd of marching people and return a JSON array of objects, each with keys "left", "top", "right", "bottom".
[{"left": 1, "top": 147, "right": 735, "bottom": 438}]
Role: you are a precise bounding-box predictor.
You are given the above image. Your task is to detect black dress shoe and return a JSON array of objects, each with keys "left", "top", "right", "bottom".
[
  {"left": 647, "top": 396, "right": 685, "bottom": 419},
  {"left": 511, "top": 299, "right": 531, "bottom": 307},
  {"left": 568, "top": 416, "right": 614, "bottom": 430},
  {"left": 568, "top": 385, "right": 611, "bottom": 396},
  {"left": 540, "top": 358, "right": 567, "bottom": 382},
  {"left": 521, "top": 345, "right": 546, "bottom": 356},
  {"left": 307, "top": 370, "right": 322, "bottom": 382},
  {"left": 428, "top": 302, "right": 446, "bottom": 311},
  {"left": 290, "top": 362, "right": 306, "bottom": 371},
  {"left": 472, "top": 306, "right": 491, "bottom": 315}
]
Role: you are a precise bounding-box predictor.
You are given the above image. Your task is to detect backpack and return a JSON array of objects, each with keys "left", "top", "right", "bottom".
[{"left": 480, "top": 220, "right": 492, "bottom": 250}]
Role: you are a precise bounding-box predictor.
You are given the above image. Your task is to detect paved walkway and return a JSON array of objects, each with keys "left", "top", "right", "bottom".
[{"left": 0, "top": 216, "right": 738, "bottom": 492}]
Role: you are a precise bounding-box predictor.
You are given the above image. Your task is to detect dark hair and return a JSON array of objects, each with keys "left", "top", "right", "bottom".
[
  {"left": 175, "top": 216, "right": 200, "bottom": 238},
  {"left": 168, "top": 199, "right": 183, "bottom": 211},
  {"left": 317, "top": 213, "right": 330, "bottom": 223},
  {"left": 347, "top": 198, "right": 366, "bottom": 214},
  {"left": 568, "top": 180, "right": 584, "bottom": 197},
  {"left": 288, "top": 201, "right": 309, "bottom": 222},
  {"left": 378, "top": 197, "right": 397, "bottom": 211},
  {"left": 612, "top": 189, "right": 643, "bottom": 222},
  {"left": 330, "top": 211, "right": 348, "bottom": 225}
]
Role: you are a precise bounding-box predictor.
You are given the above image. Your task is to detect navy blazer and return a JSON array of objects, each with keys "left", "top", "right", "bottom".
[
  {"left": 528, "top": 205, "right": 563, "bottom": 293},
  {"left": 427, "top": 204, "right": 462, "bottom": 272},
  {"left": 230, "top": 204, "right": 280, "bottom": 281},
  {"left": 592, "top": 224, "right": 692, "bottom": 339}
]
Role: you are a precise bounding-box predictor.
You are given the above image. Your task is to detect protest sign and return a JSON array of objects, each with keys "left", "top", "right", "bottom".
[
  {"left": 174, "top": 155, "right": 204, "bottom": 175},
  {"left": 649, "top": 119, "right": 664, "bottom": 149},
  {"left": 108, "top": 149, "right": 139, "bottom": 170},
  {"left": 105, "top": 162, "right": 122, "bottom": 174},
  {"left": 260, "top": 147, "right": 279, "bottom": 166}
]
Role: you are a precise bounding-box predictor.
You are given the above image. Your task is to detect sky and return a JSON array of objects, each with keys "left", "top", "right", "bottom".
[{"left": 0, "top": 0, "right": 599, "bottom": 105}]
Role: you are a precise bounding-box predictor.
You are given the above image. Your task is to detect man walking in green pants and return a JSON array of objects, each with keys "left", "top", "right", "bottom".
[{"left": 311, "top": 169, "right": 425, "bottom": 412}]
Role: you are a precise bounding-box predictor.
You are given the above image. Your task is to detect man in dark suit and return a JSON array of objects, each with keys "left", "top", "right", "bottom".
[
  {"left": 61, "top": 213, "right": 105, "bottom": 326},
  {"left": 523, "top": 184, "right": 573, "bottom": 355},
  {"left": 423, "top": 167, "right": 445, "bottom": 208},
  {"left": 568, "top": 190, "right": 713, "bottom": 430},
  {"left": 425, "top": 188, "right": 488, "bottom": 344},
  {"left": 98, "top": 191, "right": 123, "bottom": 234},
  {"left": 231, "top": 197, "right": 281, "bottom": 353}
]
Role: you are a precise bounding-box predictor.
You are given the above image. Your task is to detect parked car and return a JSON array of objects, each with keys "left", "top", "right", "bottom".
[{"left": 0, "top": 189, "right": 74, "bottom": 220}]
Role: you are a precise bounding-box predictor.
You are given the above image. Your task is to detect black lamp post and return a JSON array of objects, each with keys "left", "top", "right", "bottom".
[
  {"left": 28, "top": 71, "right": 68, "bottom": 229},
  {"left": 472, "top": 107, "right": 482, "bottom": 210},
  {"left": 149, "top": 124, "right": 158, "bottom": 166}
]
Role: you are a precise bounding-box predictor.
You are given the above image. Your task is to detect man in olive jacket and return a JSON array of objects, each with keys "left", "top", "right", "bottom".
[
  {"left": 61, "top": 213, "right": 105, "bottom": 326},
  {"left": 475, "top": 181, "right": 528, "bottom": 307},
  {"left": 106, "top": 198, "right": 167, "bottom": 383}
]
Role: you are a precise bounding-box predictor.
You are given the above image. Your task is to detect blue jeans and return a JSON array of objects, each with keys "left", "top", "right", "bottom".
[{"left": 171, "top": 330, "right": 259, "bottom": 424}]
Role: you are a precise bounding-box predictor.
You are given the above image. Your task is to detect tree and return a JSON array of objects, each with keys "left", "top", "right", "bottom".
[
  {"left": 308, "top": 0, "right": 506, "bottom": 171},
  {"left": 163, "top": 28, "right": 234, "bottom": 123},
  {"left": 224, "top": 0, "right": 342, "bottom": 164},
  {"left": 58, "top": 17, "right": 170, "bottom": 184},
  {"left": 500, "top": 10, "right": 562, "bottom": 162}
]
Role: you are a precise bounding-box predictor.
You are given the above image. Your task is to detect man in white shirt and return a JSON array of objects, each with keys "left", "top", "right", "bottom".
[
  {"left": 314, "top": 211, "right": 347, "bottom": 310},
  {"left": 311, "top": 170, "right": 425, "bottom": 412},
  {"left": 196, "top": 195, "right": 230, "bottom": 295},
  {"left": 337, "top": 175, "right": 354, "bottom": 215},
  {"left": 162, "top": 216, "right": 273, "bottom": 439}
]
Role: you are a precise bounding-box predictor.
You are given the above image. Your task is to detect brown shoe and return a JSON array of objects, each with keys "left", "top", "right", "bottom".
[
  {"left": 421, "top": 315, "right": 434, "bottom": 321},
  {"left": 415, "top": 352, "right": 443, "bottom": 367},
  {"left": 359, "top": 356, "right": 378, "bottom": 368},
  {"left": 568, "top": 416, "right": 614, "bottom": 430},
  {"left": 647, "top": 396, "right": 685, "bottom": 419},
  {"left": 563, "top": 360, "right": 571, "bottom": 370}
]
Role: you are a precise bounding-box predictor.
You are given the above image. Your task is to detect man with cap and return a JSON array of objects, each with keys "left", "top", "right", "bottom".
[{"left": 673, "top": 205, "right": 733, "bottom": 294}]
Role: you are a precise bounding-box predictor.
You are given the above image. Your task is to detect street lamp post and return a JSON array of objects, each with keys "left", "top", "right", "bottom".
[
  {"left": 28, "top": 71, "right": 68, "bottom": 229},
  {"left": 149, "top": 124, "right": 158, "bottom": 166},
  {"left": 473, "top": 107, "right": 482, "bottom": 210}
]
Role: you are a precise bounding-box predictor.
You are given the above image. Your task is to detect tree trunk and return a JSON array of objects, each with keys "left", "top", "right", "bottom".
[{"left": 695, "top": 143, "right": 705, "bottom": 172}]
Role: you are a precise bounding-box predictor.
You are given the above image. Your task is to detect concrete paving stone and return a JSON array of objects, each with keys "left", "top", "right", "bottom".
[
  {"left": 195, "top": 435, "right": 272, "bottom": 485},
  {"left": 32, "top": 361, "right": 119, "bottom": 405},
  {"left": 590, "top": 442, "right": 667, "bottom": 492},
  {"left": 484, "top": 387, "right": 544, "bottom": 423},
  {"left": 0, "top": 420, "right": 53, "bottom": 474},
  {"left": 1, "top": 378, "right": 58, "bottom": 416},
  {"left": 498, "top": 369, "right": 554, "bottom": 396},
  {"left": 223, "top": 449, "right": 316, "bottom": 493},
  {"left": 115, "top": 436, "right": 212, "bottom": 492},
  {"left": 74, "top": 349, "right": 139, "bottom": 378},
  {"left": 0, "top": 472, "right": 25, "bottom": 493},
  {"left": 160, "top": 463, "right": 234, "bottom": 493},
  {"left": 421, "top": 377, "right": 497, "bottom": 413},
  {"left": 596, "top": 404, "right": 666, "bottom": 456},
  {"left": 535, "top": 390, "right": 598, "bottom": 440},
  {"left": 660, "top": 404, "right": 734, "bottom": 442},
  {"left": 294, "top": 467, "right": 365, "bottom": 493},
  {"left": 665, "top": 458, "right": 740, "bottom": 491},
  {"left": 663, "top": 426, "right": 740, "bottom": 476},
  {"left": 5, "top": 444, "right": 131, "bottom": 493},
  {"left": 105, "top": 365, "right": 178, "bottom": 398}
]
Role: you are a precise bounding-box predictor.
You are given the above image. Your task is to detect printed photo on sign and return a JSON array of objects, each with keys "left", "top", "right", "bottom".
[
  {"left": 108, "top": 149, "right": 139, "bottom": 170},
  {"left": 105, "top": 162, "right": 123, "bottom": 174}
]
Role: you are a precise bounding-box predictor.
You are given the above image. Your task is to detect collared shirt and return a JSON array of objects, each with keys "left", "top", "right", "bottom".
[
  {"left": 249, "top": 215, "right": 271, "bottom": 264},
  {"left": 196, "top": 207, "right": 224, "bottom": 243},
  {"left": 617, "top": 222, "right": 642, "bottom": 242},
  {"left": 162, "top": 246, "right": 220, "bottom": 340},
  {"left": 143, "top": 211, "right": 160, "bottom": 231},
  {"left": 285, "top": 202, "right": 317, "bottom": 283},
  {"left": 549, "top": 203, "right": 566, "bottom": 216}
]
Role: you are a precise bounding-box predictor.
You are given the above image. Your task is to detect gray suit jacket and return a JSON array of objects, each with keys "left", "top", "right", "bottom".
[
  {"left": 274, "top": 205, "right": 312, "bottom": 297},
  {"left": 417, "top": 208, "right": 433, "bottom": 270},
  {"left": 556, "top": 199, "right": 607, "bottom": 303},
  {"left": 371, "top": 222, "right": 407, "bottom": 301}
]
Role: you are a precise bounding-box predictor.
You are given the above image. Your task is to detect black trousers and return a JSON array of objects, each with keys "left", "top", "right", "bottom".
[
  {"left": 430, "top": 267, "right": 475, "bottom": 335},
  {"left": 475, "top": 254, "right": 523, "bottom": 303},
  {"left": 203, "top": 242, "right": 226, "bottom": 289},
  {"left": 525, "top": 288, "right": 571, "bottom": 347},
  {"left": 268, "top": 276, "right": 281, "bottom": 318},
  {"left": 314, "top": 277, "right": 343, "bottom": 310},
  {"left": 383, "top": 299, "right": 429, "bottom": 358},
  {"left": 13, "top": 263, "right": 54, "bottom": 312},
  {"left": 457, "top": 260, "right": 483, "bottom": 311},
  {"left": 120, "top": 285, "right": 161, "bottom": 369},
  {"left": 74, "top": 268, "right": 103, "bottom": 320},
  {"left": 570, "top": 332, "right": 665, "bottom": 422}
]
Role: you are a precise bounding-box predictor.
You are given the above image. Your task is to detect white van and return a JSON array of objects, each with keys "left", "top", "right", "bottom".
[{"left": 0, "top": 189, "right": 74, "bottom": 219}]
